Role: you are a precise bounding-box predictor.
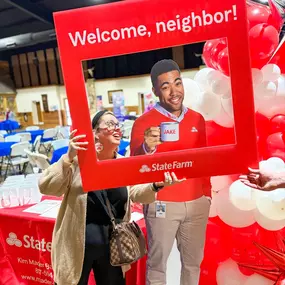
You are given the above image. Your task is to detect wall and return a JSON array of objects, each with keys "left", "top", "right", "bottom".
[
  {"left": 15, "top": 68, "right": 200, "bottom": 126},
  {"left": 94, "top": 69, "right": 198, "bottom": 108},
  {"left": 58, "top": 69, "right": 199, "bottom": 113},
  {"left": 15, "top": 85, "right": 62, "bottom": 128},
  {"left": 16, "top": 86, "right": 61, "bottom": 113}
]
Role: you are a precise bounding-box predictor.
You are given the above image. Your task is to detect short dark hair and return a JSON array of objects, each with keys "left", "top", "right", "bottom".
[{"left": 150, "top": 59, "right": 181, "bottom": 87}]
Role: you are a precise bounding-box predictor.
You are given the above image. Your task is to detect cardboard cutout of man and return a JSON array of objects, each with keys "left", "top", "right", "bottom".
[{"left": 130, "top": 59, "right": 211, "bottom": 285}]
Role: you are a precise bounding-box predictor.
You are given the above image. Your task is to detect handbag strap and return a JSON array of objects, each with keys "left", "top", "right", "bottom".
[{"left": 102, "top": 191, "right": 117, "bottom": 228}]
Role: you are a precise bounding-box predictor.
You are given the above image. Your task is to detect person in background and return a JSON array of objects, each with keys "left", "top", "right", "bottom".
[
  {"left": 39, "top": 110, "right": 185, "bottom": 285},
  {"left": 5, "top": 108, "right": 16, "bottom": 121},
  {"left": 130, "top": 59, "right": 211, "bottom": 285},
  {"left": 240, "top": 167, "right": 285, "bottom": 191}
]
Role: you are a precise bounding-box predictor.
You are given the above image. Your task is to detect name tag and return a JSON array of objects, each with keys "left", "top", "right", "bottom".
[{"left": 155, "top": 202, "right": 166, "bottom": 218}]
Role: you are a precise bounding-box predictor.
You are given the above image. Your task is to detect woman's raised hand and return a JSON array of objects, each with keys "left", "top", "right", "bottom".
[{"left": 67, "top": 130, "right": 89, "bottom": 162}]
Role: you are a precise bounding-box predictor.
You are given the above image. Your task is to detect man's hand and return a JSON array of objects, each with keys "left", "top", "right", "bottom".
[
  {"left": 144, "top": 127, "right": 162, "bottom": 153},
  {"left": 154, "top": 172, "right": 186, "bottom": 189},
  {"left": 239, "top": 167, "right": 284, "bottom": 191}
]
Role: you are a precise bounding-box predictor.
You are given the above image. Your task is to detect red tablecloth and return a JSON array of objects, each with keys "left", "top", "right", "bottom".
[{"left": 0, "top": 197, "right": 146, "bottom": 285}]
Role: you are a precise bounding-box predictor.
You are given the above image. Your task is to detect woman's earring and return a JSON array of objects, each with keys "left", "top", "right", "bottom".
[{"left": 95, "top": 142, "right": 104, "bottom": 153}]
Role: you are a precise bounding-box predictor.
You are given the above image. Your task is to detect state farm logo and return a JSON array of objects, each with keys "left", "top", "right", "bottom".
[
  {"left": 6, "top": 232, "right": 52, "bottom": 252},
  {"left": 6, "top": 232, "right": 22, "bottom": 247},
  {"left": 139, "top": 165, "right": 151, "bottom": 173},
  {"left": 139, "top": 161, "right": 193, "bottom": 173}
]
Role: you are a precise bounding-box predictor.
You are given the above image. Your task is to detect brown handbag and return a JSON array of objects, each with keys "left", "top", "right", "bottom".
[{"left": 105, "top": 197, "right": 147, "bottom": 266}]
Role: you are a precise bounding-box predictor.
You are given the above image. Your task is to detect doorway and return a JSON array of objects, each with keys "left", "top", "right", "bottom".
[
  {"left": 138, "top": 92, "right": 145, "bottom": 114},
  {"left": 32, "top": 101, "right": 43, "bottom": 124},
  {"left": 64, "top": 98, "right": 72, "bottom": 126}
]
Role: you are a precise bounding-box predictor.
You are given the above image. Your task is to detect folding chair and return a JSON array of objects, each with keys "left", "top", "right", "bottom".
[
  {"left": 24, "top": 149, "right": 38, "bottom": 173},
  {"left": 2, "top": 142, "right": 30, "bottom": 179},
  {"left": 30, "top": 152, "right": 51, "bottom": 172},
  {"left": 5, "top": 135, "right": 21, "bottom": 142},
  {"left": 52, "top": 139, "right": 69, "bottom": 151},
  {"left": 40, "top": 128, "right": 57, "bottom": 154},
  {"left": 26, "top": 126, "right": 40, "bottom": 131},
  {"left": 31, "top": 135, "right": 42, "bottom": 153},
  {"left": 17, "top": 133, "right": 32, "bottom": 142}
]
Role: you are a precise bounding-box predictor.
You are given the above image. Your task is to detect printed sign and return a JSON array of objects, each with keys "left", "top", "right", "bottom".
[{"left": 54, "top": 0, "right": 258, "bottom": 191}]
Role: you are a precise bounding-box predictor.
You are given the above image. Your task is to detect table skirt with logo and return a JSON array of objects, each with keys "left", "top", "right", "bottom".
[{"left": 0, "top": 197, "right": 146, "bottom": 285}]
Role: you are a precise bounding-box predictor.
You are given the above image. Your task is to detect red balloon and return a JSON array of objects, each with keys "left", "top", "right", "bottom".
[
  {"left": 217, "top": 47, "right": 230, "bottom": 76},
  {"left": 249, "top": 24, "right": 279, "bottom": 61},
  {"left": 203, "top": 40, "right": 217, "bottom": 69},
  {"left": 270, "top": 114, "right": 285, "bottom": 134},
  {"left": 231, "top": 224, "right": 261, "bottom": 264},
  {"left": 203, "top": 220, "right": 232, "bottom": 264},
  {"left": 266, "top": 132, "right": 285, "bottom": 160},
  {"left": 256, "top": 112, "right": 271, "bottom": 138},
  {"left": 210, "top": 40, "right": 227, "bottom": 69},
  {"left": 268, "top": 0, "right": 284, "bottom": 31},
  {"left": 247, "top": 3, "right": 272, "bottom": 29},
  {"left": 251, "top": 55, "right": 273, "bottom": 69}
]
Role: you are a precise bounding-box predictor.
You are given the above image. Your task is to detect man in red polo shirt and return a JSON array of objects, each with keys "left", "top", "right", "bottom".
[{"left": 130, "top": 59, "right": 211, "bottom": 285}]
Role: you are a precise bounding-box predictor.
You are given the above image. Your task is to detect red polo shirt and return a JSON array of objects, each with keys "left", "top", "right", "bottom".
[{"left": 130, "top": 107, "right": 211, "bottom": 202}]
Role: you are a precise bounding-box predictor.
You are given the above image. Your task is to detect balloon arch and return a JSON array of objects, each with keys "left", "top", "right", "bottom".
[{"left": 178, "top": 1, "right": 285, "bottom": 284}]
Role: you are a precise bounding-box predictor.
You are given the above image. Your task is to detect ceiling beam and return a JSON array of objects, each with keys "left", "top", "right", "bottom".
[
  {"left": 0, "top": 7, "right": 15, "bottom": 13},
  {"left": 3, "top": 0, "right": 53, "bottom": 25}
]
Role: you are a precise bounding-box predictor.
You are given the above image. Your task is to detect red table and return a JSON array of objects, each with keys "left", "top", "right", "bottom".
[{"left": 0, "top": 197, "right": 146, "bottom": 285}]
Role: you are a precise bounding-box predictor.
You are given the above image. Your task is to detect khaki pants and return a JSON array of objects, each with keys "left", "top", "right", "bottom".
[{"left": 144, "top": 196, "right": 210, "bottom": 285}]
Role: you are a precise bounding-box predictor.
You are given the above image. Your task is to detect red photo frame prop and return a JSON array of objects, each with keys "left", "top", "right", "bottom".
[{"left": 54, "top": 0, "right": 258, "bottom": 191}]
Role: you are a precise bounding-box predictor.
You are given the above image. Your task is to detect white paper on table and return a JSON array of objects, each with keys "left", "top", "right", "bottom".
[
  {"left": 0, "top": 188, "right": 19, "bottom": 208},
  {"left": 40, "top": 203, "right": 61, "bottom": 218},
  {"left": 130, "top": 212, "right": 144, "bottom": 222},
  {"left": 0, "top": 191, "right": 12, "bottom": 208},
  {"left": 8, "top": 188, "right": 19, "bottom": 207},
  {"left": 23, "top": 199, "right": 61, "bottom": 214}
]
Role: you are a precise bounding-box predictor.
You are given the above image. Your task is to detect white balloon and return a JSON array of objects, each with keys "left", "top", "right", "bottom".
[
  {"left": 244, "top": 274, "right": 274, "bottom": 285},
  {"left": 254, "top": 208, "right": 285, "bottom": 231},
  {"left": 211, "top": 175, "right": 234, "bottom": 192},
  {"left": 207, "top": 69, "right": 223, "bottom": 84},
  {"left": 211, "top": 74, "right": 231, "bottom": 96},
  {"left": 229, "top": 180, "right": 257, "bottom": 211},
  {"left": 261, "top": 64, "right": 281, "bottom": 82},
  {"left": 222, "top": 90, "right": 232, "bottom": 99},
  {"left": 194, "top": 68, "right": 214, "bottom": 91},
  {"left": 213, "top": 106, "right": 234, "bottom": 128},
  {"left": 221, "top": 97, "right": 234, "bottom": 118},
  {"left": 193, "top": 91, "right": 222, "bottom": 120},
  {"left": 182, "top": 78, "right": 201, "bottom": 109},
  {"left": 216, "top": 259, "right": 247, "bottom": 285},
  {"left": 266, "top": 157, "right": 285, "bottom": 171},
  {"left": 251, "top": 189, "right": 268, "bottom": 202},
  {"left": 216, "top": 190, "right": 255, "bottom": 228},
  {"left": 260, "top": 158, "right": 285, "bottom": 172},
  {"left": 253, "top": 98, "right": 261, "bottom": 112},
  {"left": 256, "top": 189, "right": 285, "bottom": 221},
  {"left": 254, "top": 81, "right": 277, "bottom": 99},
  {"left": 252, "top": 68, "right": 263, "bottom": 86},
  {"left": 256, "top": 95, "right": 285, "bottom": 118},
  {"left": 209, "top": 192, "right": 218, "bottom": 218},
  {"left": 276, "top": 75, "right": 285, "bottom": 97}
]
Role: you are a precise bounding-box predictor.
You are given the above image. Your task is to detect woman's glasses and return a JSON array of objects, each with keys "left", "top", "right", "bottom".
[{"left": 97, "top": 121, "right": 124, "bottom": 133}]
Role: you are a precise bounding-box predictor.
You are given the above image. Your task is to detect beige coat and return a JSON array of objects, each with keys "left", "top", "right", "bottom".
[{"left": 38, "top": 154, "right": 155, "bottom": 285}]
